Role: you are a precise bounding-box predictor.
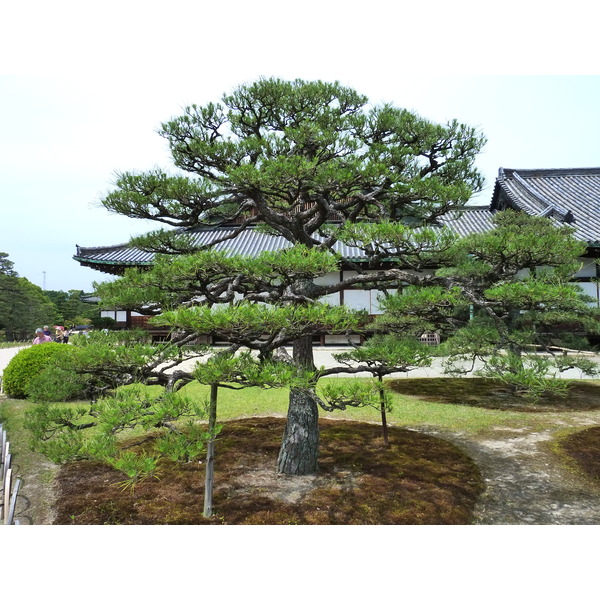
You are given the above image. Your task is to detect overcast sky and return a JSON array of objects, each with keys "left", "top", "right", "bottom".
[{"left": 1, "top": 1, "right": 599, "bottom": 294}]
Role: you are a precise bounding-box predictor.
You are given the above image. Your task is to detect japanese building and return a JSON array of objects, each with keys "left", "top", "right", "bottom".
[{"left": 74, "top": 167, "right": 600, "bottom": 339}]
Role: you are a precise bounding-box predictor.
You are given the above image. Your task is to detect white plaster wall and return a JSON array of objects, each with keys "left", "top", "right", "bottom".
[
  {"left": 575, "top": 281, "right": 600, "bottom": 307},
  {"left": 575, "top": 258, "right": 597, "bottom": 278}
]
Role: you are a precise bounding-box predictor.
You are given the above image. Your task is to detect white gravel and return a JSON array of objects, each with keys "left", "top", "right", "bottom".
[
  {"left": 0, "top": 346, "right": 28, "bottom": 376},
  {"left": 2, "top": 345, "right": 600, "bottom": 382}
]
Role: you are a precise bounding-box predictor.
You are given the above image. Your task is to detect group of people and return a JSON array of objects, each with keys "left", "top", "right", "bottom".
[{"left": 32, "top": 325, "right": 70, "bottom": 344}]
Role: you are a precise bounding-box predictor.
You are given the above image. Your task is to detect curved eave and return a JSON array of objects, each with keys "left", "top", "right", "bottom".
[{"left": 74, "top": 255, "right": 153, "bottom": 274}]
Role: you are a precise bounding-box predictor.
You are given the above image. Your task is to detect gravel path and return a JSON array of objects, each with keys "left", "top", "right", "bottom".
[
  {"left": 416, "top": 414, "right": 600, "bottom": 525},
  {"left": 0, "top": 345, "right": 27, "bottom": 388}
]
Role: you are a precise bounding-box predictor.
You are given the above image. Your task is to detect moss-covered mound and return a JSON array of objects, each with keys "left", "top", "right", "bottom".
[
  {"left": 558, "top": 426, "right": 600, "bottom": 481},
  {"left": 54, "top": 417, "right": 484, "bottom": 525},
  {"left": 389, "top": 377, "right": 600, "bottom": 412}
]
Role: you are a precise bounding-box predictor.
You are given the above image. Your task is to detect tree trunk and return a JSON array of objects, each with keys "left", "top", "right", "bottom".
[
  {"left": 276, "top": 336, "right": 320, "bottom": 475},
  {"left": 203, "top": 383, "right": 218, "bottom": 518}
]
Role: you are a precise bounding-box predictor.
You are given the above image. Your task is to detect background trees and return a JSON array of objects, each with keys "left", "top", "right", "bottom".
[
  {"left": 0, "top": 252, "right": 101, "bottom": 341},
  {"left": 0, "top": 252, "right": 58, "bottom": 341},
  {"left": 42, "top": 289, "right": 100, "bottom": 328}
]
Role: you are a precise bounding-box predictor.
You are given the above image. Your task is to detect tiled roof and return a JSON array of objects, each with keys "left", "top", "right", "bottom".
[
  {"left": 74, "top": 227, "right": 369, "bottom": 271},
  {"left": 438, "top": 206, "right": 496, "bottom": 236},
  {"left": 75, "top": 243, "right": 154, "bottom": 266},
  {"left": 75, "top": 212, "right": 497, "bottom": 273},
  {"left": 492, "top": 167, "right": 600, "bottom": 245},
  {"left": 76, "top": 168, "right": 600, "bottom": 273}
]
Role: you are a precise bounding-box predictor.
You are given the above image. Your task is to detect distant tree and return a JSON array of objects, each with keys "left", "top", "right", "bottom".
[
  {"left": 43, "top": 289, "right": 98, "bottom": 327},
  {"left": 0, "top": 252, "right": 18, "bottom": 277},
  {"left": 0, "top": 252, "right": 58, "bottom": 341}
]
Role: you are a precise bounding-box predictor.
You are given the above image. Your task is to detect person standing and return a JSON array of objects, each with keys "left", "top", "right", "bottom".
[{"left": 32, "top": 328, "right": 52, "bottom": 344}]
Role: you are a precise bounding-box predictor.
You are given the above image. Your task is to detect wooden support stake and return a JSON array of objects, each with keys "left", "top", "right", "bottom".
[
  {"left": 4, "top": 468, "right": 12, "bottom": 524},
  {"left": 7, "top": 478, "right": 21, "bottom": 525}
]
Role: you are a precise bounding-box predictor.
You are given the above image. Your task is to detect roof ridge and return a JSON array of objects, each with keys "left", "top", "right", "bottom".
[
  {"left": 76, "top": 242, "right": 133, "bottom": 255},
  {"left": 511, "top": 172, "right": 569, "bottom": 218},
  {"left": 502, "top": 167, "right": 600, "bottom": 178}
]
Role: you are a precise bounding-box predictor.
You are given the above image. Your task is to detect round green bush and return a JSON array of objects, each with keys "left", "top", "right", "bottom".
[{"left": 2, "top": 343, "right": 78, "bottom": 399}]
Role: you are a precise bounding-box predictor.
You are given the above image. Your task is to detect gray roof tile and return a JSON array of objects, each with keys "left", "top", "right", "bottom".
[
  {"left": 75, "top": 227, "right": 368, "bottom": 270},
  {"left": 492, "top": 167, "right": 600, "bottom": 244},
  {"left": 438, "top": 207, "right": 496, "bottom": 236}
]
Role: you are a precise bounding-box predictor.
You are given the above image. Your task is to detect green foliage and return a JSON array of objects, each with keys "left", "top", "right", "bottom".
[
  {"left": 376, "top": 286, "right": 468, "bottom": 336},
  {"left": 101, "top": 78, "right": 481, "bottom": 232},
  {"left": 439, "top": 318, "right": 501, "bottom": 363},
  {"left": 192, "top": 351, "right": 312, "bottom": 388},
  {"left": 553, "top": 354, "right": 600, "bottom": 377},
  {"left": 26, "top": 331, "right": 201, "bottom": 403},
  {"left": 0, "top": 256, "right": 98, "bottom": 341},
  {"left": 25, "top": 385, "right": 209, "bottom": 477},
  {"left": 336, "top": 221, "right": 459, "bottom": 268},
  {"left": 484, "top": 280, "right": 587, "bottom": 310},
  {"left": 152, "top": 301, "right": 366, "bottom": 348},
  {"left": 321, "top": 379, "right": 392, "bottom": 412},
  {"left": 95, "top": 246, "right": 342, "bottom": 314},
  {"left": 478, "top": 353, "right": 570, "bottom": 400},
  {"left": 0, "top": 265, "right": 58, "bottom": 341},
  {"left": 0, "top": 252, "right": 18, "bottom": 277},
  {"left": 3, "top": 343, "right": 77, "bottom": 398},
  {"left": 102, "top": 78, "right": 485, "bottom": 252},
  {"left": 107, "top": 451, "right": 162, "bottom": 492},
  {"left": 154, "top": 421, "right": 218, "bottom": 463},
  {"left": 333, "top": 334, "right": 432, "bottom": 373},
  {"left": 26, "top": 357, "right": 90, "bottom": 403},
  {"left": 42, "top": 289, "right": 98, "bottom": 327},
  {"left": 441, "top": 211, "right": 587, "bottom": 279}
]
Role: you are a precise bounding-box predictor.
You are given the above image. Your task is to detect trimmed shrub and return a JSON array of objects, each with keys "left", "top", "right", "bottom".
[
  {"left": 26, "top": 360, "right": 90, "bottom": 403},
  {"left": 2, "top": 343, "right": 78, "bottom": 399}
]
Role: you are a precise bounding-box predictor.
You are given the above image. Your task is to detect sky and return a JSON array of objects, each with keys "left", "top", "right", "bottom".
[
  {"left": 7, "top": 76, "right": 600, "bottom": 294},
  {"left": 1, "top": 1, "right": 599, "bottom": 293}
]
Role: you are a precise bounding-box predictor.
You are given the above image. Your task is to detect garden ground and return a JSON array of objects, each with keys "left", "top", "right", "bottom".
[{"left": 2, "top": 347, "right": 600, "bottom": 525}]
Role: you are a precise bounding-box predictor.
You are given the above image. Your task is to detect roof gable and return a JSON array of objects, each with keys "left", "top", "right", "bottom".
[{"left": 491, "top": 167, "right": 600, "bottom": 244}]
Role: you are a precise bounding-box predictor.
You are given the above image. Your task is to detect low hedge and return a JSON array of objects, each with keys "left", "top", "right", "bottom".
[{"left": 2, "top": 343, "right": 78, "bottom": 399}]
